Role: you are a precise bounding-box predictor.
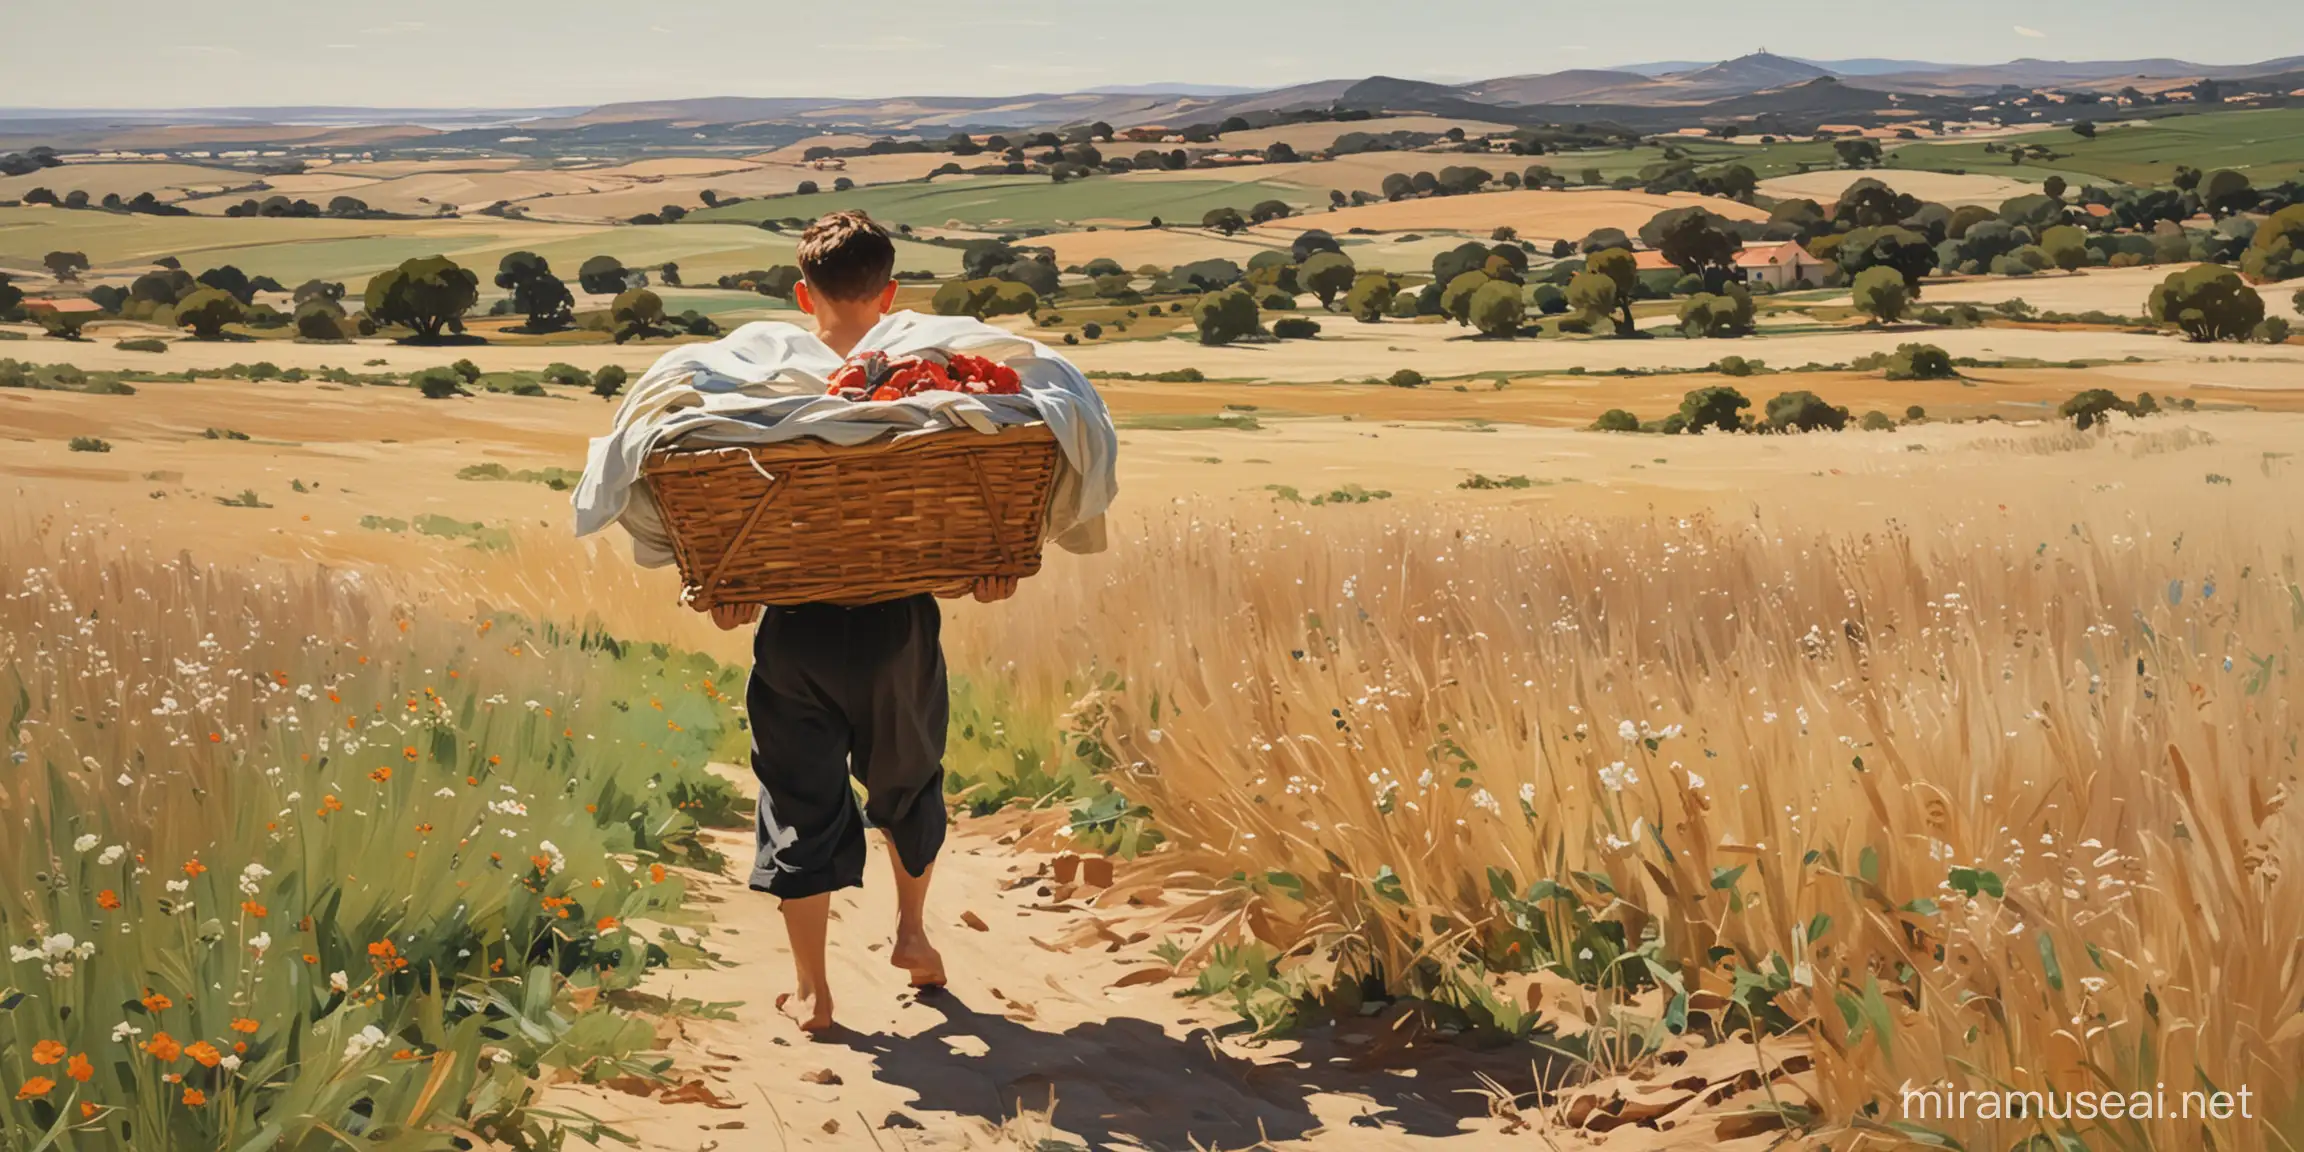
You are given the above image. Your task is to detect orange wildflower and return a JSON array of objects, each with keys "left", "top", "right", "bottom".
[
  {"left": 141, "top": 991, "right": 174, "bottom": 1013},
  {"left": 182, "top": 860, "right": 207, "bottom": 878},
  {"left": 31, "top": 1040, "right": 65, "bottom": 1065},
  {"left": 317, "top": 794, "right": 344, "bottom": 816},
  {"left": 16, "top": 1078, "right": 53, "bottom": 1100},
  {"left": 302, "top": 953, "right": 318, "bottom": 965},
  {"left": 97, "top": 889, "right": 121, "bottom": 910},
  {"left": 346, "top": 716, "right": 358, "bottom": 731},
  {"left": 370, "top": 766, "right": 393, "bottom": 783},
  {"left": 402, "top": 746, "right": 418, "bottom": 761},
  {"left": 185, "top": 1041, "right": 222, "bottom": 1068},
  {"left": 143, "top": 1032, "right": 182, "bottom": 1062},
  {"left": 183, "top": 1088, "right": 207, "bottom": 1107},
  {"left": 208, "top": 733, "right": 222, "bottom": 743},
  {"left": 649, "top": 863, "right": 667, "bottom": 883},
  {"left": 80, "top": 1101, "right": 100, "bottom": 1119},
  {"left": 596, "top": 916, "right": 619, "bottom": 933},
  {"left": 65, "top": 1053, "right": 92, "bottom": 1083},
  {"left": 241, "top": 900, "right": 268, "bottom": 918},
  {"left": 229, "top": 1017, "right": 259, "bottom": 1034}
]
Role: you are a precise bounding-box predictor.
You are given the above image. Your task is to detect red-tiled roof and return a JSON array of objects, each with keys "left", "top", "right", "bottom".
[
  {"left": 1733, "top": 242, "right": 1811, "bottom": 267},
  {"left": 22, "top": 297, "right": 104, "bottom": 314},
  {"left": 1630, "top": 249, "right": 1679, "bottom": 272}
]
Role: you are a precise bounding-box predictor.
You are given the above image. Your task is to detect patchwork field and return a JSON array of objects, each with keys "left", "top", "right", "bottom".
[
  {"left": 1756, "top": 168, "right": 2040, "bottom": 206},
  {"left": 1884, "top": 106, "right": 2304, "bottom": 185}
]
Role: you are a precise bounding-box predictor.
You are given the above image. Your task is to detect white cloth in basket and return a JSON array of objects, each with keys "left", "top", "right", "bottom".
[{"left": 572, "top": 311, "right": 1118, "bottom": 568}]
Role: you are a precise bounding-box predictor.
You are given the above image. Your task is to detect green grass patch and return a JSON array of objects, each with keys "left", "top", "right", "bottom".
[
  {"left": 1119, "top": 411, "right": 1264, "bottom": 432},
  {"left": 457, "top": 462, "right": 585, "bottom": 490}
]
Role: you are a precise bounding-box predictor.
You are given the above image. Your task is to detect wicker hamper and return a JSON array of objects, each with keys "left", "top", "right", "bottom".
[{"left": 640, "top": 423, "right": 1062, "bottom": 608}]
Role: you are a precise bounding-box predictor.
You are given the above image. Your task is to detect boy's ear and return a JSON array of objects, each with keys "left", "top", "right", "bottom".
[
  {"left": 877, "top": 281, "right": 898, "bottom": 312},
  {"left": 795, "top": 281, "right": 818, "bottom": 316}
]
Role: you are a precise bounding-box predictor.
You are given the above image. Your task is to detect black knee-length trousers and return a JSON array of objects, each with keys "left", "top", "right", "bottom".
[{"left": 744, "top": 594, "right": 949, "bottom": 899}]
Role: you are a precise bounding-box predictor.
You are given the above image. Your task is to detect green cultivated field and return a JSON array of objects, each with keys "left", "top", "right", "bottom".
[
  {"left": 1537, "top": 138, "right": 1844, "bottom": 180},
  {"left": 1885, "top": 107, "right": 2304, "bottom": 185},
  {"left": 686, "top": 174, "right": 1315, "bottom": 231},
  {"left": 0, "top": 209, "right": 960, "bottom": 286}
]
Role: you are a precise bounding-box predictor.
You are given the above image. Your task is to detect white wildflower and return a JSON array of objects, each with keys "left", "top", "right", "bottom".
[
  {"left": 112, "top": 1022, "right": 143, "bottom": 1043},
  {"left": 238, "top": 863, "right": 272, "bottom": 896},
  {"left": 343, "top": 1024, "right": 387, "bottom": 1061},
  {"left": 249, "top": 932, "right": 272, "bottom": 954},
  {"left": 1618, "top": 719, "right": 1639, "bottom": 743},
  {"left": 1597, "top": 761, "right": 1637, "bottom": 792},
  {"left": 98, "top": 845, "right": 125, "bottom": 865},
  {"left": 329, "top": 970, "right": 349, "bottom": 994},
  {"left": 74, "top": 833, "right": 101, "bottom": 853}
]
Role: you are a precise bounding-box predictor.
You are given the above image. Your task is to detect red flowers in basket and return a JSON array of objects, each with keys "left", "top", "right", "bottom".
[{"left": 826, "top": 350, "right": 1023, "bottom": 403}]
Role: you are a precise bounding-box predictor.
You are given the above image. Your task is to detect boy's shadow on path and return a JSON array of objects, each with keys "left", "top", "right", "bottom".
[{"left": 833, "top": 990, "right": 1558, "bottom": 1149}]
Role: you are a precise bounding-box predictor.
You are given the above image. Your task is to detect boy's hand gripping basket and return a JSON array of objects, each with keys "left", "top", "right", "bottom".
[{"left": 639, "top": 423, "right": 1061, "bottom": 608}]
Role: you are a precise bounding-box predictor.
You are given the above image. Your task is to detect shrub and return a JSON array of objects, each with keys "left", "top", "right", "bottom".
[
  {"left": 1905, "top": 405, "right": 1927, "bottom": 422},
  {"left": 114, "top": 337, "right": 167, "bottom": 353},
  {"left": 1271, "top": 317, "right": 1321, "bottom": 340},
  {"left": 1860, "top": 409, "right": 1896, "bottom": 431},
  {"left": 2059, "top": 388, "right": 2135, "bottom": 430},
  {"left": 1529, "top": 283, "right": 1569, "bottom": 315},
  {"left": 1591, "top": 408, "right": 1641, "bottom": 432},
  {"left": 67, "top": 436, "right": 111, "bottom": 452},
  {"left": 1080, "top": 321, "right": 1104, "bottom": 340},
  {"left": 411, "top": 367, "right": 466, "bottom": 399},
  {"left": 1193, "top": 287, "right": 1260, "bottom": 346},
  {"left": 294, "top": 299, "right": 348, "bottom": 341},
  {"left": 1678, "top": 385, "right": 1750, "bottom": 433},
  {"left": 592, "top": 364, "right": 629, "bottom": 400},
  {"left": 1764, "top": 390, "right": 1851, "bottom": 432},
  {"left": 2256, "top": 316, "right": 2292, "bottom": 345},
  {"left": 540, "top": 362, "right": 593, "bottom": 389},
  {"left": 1711, "top": 355, "right": 1764, "bottom": 377},
  {"left": 1883, "top": 343, "right": 1955, "bottom": 381},
  {"left": 1387, "top": 368, "right": 1426, "bottom": 389}
]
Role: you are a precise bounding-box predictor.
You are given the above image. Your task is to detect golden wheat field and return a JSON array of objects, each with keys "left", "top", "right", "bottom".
[
  {"left": 935, "top": 426, "right": 2304, "bottom": 1149},
  {"left": 8, "top": 344, "right": 2302, "bottom": 1148}
]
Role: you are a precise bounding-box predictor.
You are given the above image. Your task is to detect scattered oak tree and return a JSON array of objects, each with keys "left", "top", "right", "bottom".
[
  {"left": 2147, "top": 265, "right": 2263, "bottom": 343},
  {"left": 363, "top": 255, "right": 479, "bottom": 342}
]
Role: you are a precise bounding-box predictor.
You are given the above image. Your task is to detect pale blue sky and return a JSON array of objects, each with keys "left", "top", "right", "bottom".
[{"left": 5, "top": 0, "right": 2299, "bottom": 109}]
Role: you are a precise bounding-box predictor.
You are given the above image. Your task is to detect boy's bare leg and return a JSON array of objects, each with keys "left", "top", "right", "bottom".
[
  {"left": 886, "top": 846, "right": 946, "bottom": 989},
  {"left": 773, "top": 893, "right": 836, "bottom": 1032}
]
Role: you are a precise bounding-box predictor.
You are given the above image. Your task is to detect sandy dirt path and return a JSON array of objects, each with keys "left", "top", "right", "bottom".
[
  {"left": 550, "top": 807, "right": 1800, "bottom": 1151},
  {"left": 550, "top": 817, "right": 1528, "bottom": 1150}
]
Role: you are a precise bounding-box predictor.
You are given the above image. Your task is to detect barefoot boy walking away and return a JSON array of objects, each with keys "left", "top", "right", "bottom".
[
  {"left": 708, "top": 211, "right": 1022, "bottom": 1033},
  {"left": 574, "top": 208, "right": 1115, "bottom": 1036}
]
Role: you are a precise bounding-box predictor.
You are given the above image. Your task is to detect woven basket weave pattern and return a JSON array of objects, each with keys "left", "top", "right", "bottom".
[{"left": 641, "top": 424, "right": 1060, "bottom": 608}]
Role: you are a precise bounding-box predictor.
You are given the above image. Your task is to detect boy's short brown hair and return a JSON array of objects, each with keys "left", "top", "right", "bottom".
[{"left": 796, "top": 210, "right": 897, "bottom": 301}]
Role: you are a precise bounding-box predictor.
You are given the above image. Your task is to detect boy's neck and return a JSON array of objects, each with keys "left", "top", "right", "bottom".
[{"left": 812, "top": 308, "right": 888, "bottom": 358}]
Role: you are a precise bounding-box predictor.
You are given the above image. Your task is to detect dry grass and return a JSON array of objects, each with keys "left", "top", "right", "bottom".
[{"left": 946, "top": 428, "right": 2304, "bottom": 1149}]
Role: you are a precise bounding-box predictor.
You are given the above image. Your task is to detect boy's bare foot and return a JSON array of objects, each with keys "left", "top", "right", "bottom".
[
  {"left": 890, "top": 930, "right": 946, "bottom": 989},
  {"left": 775, "top": 982, "right": 835, "bottom": 1033}
]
